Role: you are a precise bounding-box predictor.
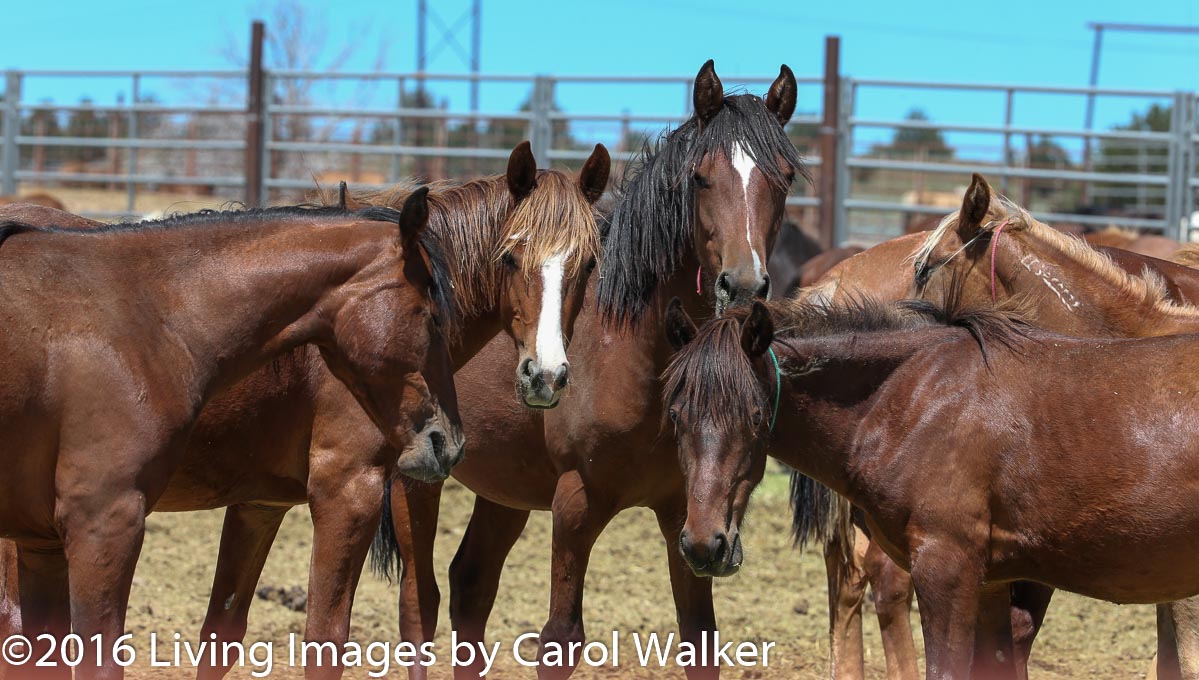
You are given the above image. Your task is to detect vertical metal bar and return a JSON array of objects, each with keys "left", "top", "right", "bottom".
[
  {"left": 245, "top": 20, "right": 266, "bottom": 207},
  {"left": 1165, "top": 91, "right": 1184, "bottom": 239},
  {"left": 1081, "top": 25, "right": 1103, "bottom": 205},
  {"left": 260, "top": 73, "right": 273, "bottom": 206},
  {"left": 392, "top": 76, "right": 404, "bottom": 181},
  {"left": 126, "top": 74, "right": 139, "bottom": 215},
  {"left": 1002, "top": 88, "right": 1014, "bottom": 195},
  {"left": 817, "top": 35, "right": 841, "bottom": 251},
  {"left": 416, "top": 0, "right": 427, "bottom": 97},
  {"left": 1, "top": 71, "right": 20, "bottom": 196},
  {"left": 529, "top": 76, "right": 552, "bottom": 168},
  {"left": 1184, "top": 93, "right": 1198, "bottom": 241},
  {"left": 832, "top": 77, "right": 853, "bottom": 247}
]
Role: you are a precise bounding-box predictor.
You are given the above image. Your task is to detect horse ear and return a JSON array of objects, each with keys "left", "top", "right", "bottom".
[
  {"left": 958, "top": 173, "right": 993, "bottom": 241},
  {"left": 578, "top": 144, "right": 610, "bottom": 204},
  {"left": 398, "top": 186, "right": 430, "bottom": 248},
  {"left": 507, "top": 141, "right": 538, "bottom": 201},
  {"left": 338, "top": 181, "right": 348, "bottom": 209},
  {"left": 665, "top": 297, "right": 698, "bottom": 351},
  {"left": 693, "top": 59, "right": 724, "bottom": 125},
  {"left": 765, "top": 64, "right": 797, "bottom": 126},
  {"left": 740, "top": 301, "right": 774, "bottom": 358}
]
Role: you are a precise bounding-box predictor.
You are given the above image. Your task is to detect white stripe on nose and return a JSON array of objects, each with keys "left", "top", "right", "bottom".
[
  {"left": 730, "top": 142, "right": 764, "bottom": 283},
  {"left": 535, "top": 251, "right": 569, "bottom": 372}
]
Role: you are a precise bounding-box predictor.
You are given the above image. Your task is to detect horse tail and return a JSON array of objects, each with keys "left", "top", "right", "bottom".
[
  {"left": 788, "top": 468, "right": 852, "bottom": 560},
  {"left": 369, "top": 479, "right": 401, "bottom": 584}
]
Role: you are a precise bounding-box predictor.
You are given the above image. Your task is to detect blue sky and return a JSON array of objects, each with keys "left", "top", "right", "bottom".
[{"left": 4, "top": 0, "right": 1198, "bottom": 159}]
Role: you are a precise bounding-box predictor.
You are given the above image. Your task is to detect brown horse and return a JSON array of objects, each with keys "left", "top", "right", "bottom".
[
  {"left": 370, "top": 59, "right": 805, "bottom": 680},
  {"left": 800, "top": 176, "right": 1199, "bottom": 679},
  {"left": 0, "top": 193, "right": 65, "bottom": 210},
  {"left": 0, "top": 141, "right": 609, "bottom": 680},
  {"left": 665, "top": 291, "right": 1199, "bottom": 680},
  {"left": 0, "top": 197, "right": 460, "bottom": 679}
]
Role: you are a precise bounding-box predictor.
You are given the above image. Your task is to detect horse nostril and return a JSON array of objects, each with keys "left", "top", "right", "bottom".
[
  {"left": 757, "top": 276, "right": 771, "bottom": 299},
  {"left": 519, "top": 357, "right": 536, "bottom": 380},
  {"left": 716, "top": 272, "right": 732, "bottom": 296},
  {"left": 712, "top": 533, "right": 729, "bottom": 563},
  {"left": 552, "top": 364, "right": 569, "bottom": 390},
  {"left": 429, "top": 430, "right": 446, "bottom": 459}
]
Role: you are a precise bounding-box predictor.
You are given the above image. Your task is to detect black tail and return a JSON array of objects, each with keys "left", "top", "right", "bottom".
[
  {"left": 788, "top": 467, "right": 839, "bottom": 549},
  {"left": 369, "top": 479, "right": 401, "bottom": 583}
]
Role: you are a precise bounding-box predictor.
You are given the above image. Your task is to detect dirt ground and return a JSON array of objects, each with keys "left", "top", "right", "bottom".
[{"left": 105, "top": 467, "right": 1159, "bottom": 679}]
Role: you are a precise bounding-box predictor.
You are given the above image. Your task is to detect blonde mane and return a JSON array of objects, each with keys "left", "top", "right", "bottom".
[
  {"left": 913, "top": 195, "right": 1199, "bottom": 325},
  {"left": 329, "top": 171, "right": 600, "bottom": 319}
]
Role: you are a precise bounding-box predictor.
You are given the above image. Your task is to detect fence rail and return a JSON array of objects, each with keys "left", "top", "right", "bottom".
[{"left": 2, "top": 54, "right": 1197, "bottom": 245}]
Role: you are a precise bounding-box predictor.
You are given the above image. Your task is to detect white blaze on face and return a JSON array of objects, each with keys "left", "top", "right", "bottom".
[
  {"left": 535, "top": 250, "right": 570, "bottom": 372},
  {"left": 730, "top": 141, "right": 764, "bottom": 282}
]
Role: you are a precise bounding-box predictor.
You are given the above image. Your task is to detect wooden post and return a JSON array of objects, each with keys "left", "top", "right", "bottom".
[
  {"left": 245, "top": 21, "right": 265, "bottom": 206},
  {"left": 817, "top": 35, "right": 841, "bottom": 249}
]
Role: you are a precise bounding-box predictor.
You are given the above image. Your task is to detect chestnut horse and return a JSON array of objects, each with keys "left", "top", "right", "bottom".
[
  {"left": 0, "top": 200, "right": 459, "bottom": 680},
  {"left": 665, "top": 292, "right": 1199, "bottom": 680},
  {"left": 0, "top": 141, "right": 609, "bottom": 680},
  {"left": 795, "top": 176, "right": 1199, "bottom": 679},
  {"left": 371, "top": 59, "right": 805, "bottom": 680}
]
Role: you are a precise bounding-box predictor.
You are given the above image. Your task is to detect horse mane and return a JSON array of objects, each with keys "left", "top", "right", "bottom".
[
  {"left": 913, "top": 194, "right": 1199, "bottom": 327},
  {"left": 663, "top": 279, "right": 1029, "bottom": 441},
  {"left": 338, "top": 171, "right": 599, "bottom": 321},
  {"left": 598, "top": 93, "right": 807, "bottom": 327}
]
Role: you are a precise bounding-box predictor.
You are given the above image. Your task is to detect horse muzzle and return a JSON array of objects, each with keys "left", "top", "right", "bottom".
[
  {"left": 516, "top": 356, "right": 569, "bottom": 409},
  {"left": 394, "top": 421, "right": 466, "bottom": 483},
  {"left": 679, "top": 527, "right": 744, "bottom": 578}
]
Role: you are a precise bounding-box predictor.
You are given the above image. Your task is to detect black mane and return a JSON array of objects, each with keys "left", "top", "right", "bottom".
[{"left": 597, "top": 93, "right": 807, "bottom": 327}]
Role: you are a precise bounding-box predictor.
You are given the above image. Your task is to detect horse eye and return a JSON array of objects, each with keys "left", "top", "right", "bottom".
[
  {"left": 751, "top": 409, "right": 764, "bottom": 426},
  {"left": 784, "top": 170, "right": 796, "bottom": 184},
  {"left": 669, "top": 408, "right": 680, "bottom": 424},
  {"left": 501, "top": 252, "right": 518, "bottom": 271},
  {"left": 692, "top": 173, "right": 710, "bottom": 189}
]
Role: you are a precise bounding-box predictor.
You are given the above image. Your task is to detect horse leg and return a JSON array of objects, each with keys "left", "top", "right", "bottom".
[
  {"left": 447, "top": 495, "right": 530, "bottom": 680},
  {"left": 391, "top": 478, "right": 443, "bottom": 680},
  {"left": 863, "top": 536, "right": 919, "bottom": 680},
  {"left": 0, "top": 541, "right": 23, "bottom": 680},
  {"left": 196, "top": 504, "right": 290, "bottom": 680},
  {"left": 1159, "top": 598, "right": 1199, "bottom": 680},
  {"left": 536, "top": 471, "right": 615, "bottom": 680},
  {"left": 14, "top": 545, "right": 70, "bottom": 680},
  {"left": 971, "top": 584, "right": 1016, "bottom": 680},
  {"left": 909, "top": 543, "right": 983, "bottom": 680},
  {"left": 60, "top": 493, "right": 147, "bottom": 680},
  {"left": 304, "top": 467, "right": 388, "bottom": 680},
  {"left": 824, "top": 526, "right": 867, "bottom": 680},
  {"left": 654, "top": 502, "right": 717, "bottom": 680},
  {"left": 1008, "top": 582, "right": 1054, "bottom": 680}
]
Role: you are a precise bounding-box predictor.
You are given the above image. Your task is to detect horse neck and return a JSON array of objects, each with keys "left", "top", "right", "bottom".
[
  {"left": 769, "top": 328, "right": 957, "bottom": 499},
  {"left": 97, "top": 220, "right": 392, "bottom": 398},
  {"left": 999, "top": 232, "right": 1198, "bottom": 337}
]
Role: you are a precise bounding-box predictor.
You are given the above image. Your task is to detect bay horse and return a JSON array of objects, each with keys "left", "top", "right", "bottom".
[
  {"left": 664, "top": 292, "right": 1199, "bottom": 680},
  {"left": 0, "top": 199, "right": 459, "bottom": 680},
  {"left": 372, "top": 59, "right": 805, "bottom": 680},
  {"left": 0, "top": 141, "right": 609, "bottom": 680},
  {"left": 797, "top": 175, "right": 1199, "bottom": 679}
]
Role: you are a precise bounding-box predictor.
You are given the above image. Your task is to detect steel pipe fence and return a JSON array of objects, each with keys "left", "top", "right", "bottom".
[{"left": 2, "top": 67, "right": 1198, "bottom": 243}]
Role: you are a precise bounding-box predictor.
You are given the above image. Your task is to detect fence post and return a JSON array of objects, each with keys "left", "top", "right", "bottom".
[
  {"left": 832, "top": 76, "right": 853, "bottom": 247},
  {"left": 817, "top": 35, "right": 841, "bottom": 250},
  {"left": 245, "top": 20, "right": 265, "bottom": 207},
  {"left": 529, "top": 76, "right": 553, "bottom": 168},
  {"left": 1166, "top": 91, "right": 1187, "bottom": 241},
  {"left": 1182, "top": 92, "right": 1198, "bottom": 242},
  {"left": 2, "top": 71, "right": 20, "bottom": 196}
]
